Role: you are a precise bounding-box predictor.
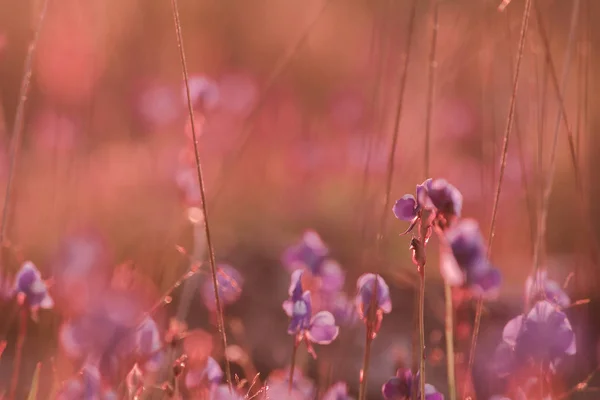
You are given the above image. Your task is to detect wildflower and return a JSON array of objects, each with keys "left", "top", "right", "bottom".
[
  {"left": 135, "top": 316, "right": 164, "bottom": 372},
  {"left": 210, "top": 384, "right": 245, "bottom": 400},
  {"left": 381, "top": 369, "right": 444, "bottom": 400},
  {"left": 355, "top": 273, "right": 392, "bottom": 337},
  {"left": 500, "top": 300, "right": 576, "bottom": 371},
  {"left": 393, "top": 178, "right": 462, "bottom": 232},
  {"left": 323, "top": 382, "right": 354, "bottom": 400},
  {"left": 200, "top": 264, "right": 244, "bottom": 311},
  {"left": 525, "top": 270, "right": 570, "bottom": 309},
  {"left": 13, "top": 261, "right": 53, "bottom": 310},
  {"left": 185, "top": 75, "right": 220, "bottom": 111},
  {"left": 186, "top": 356, "right": 223, "bottom": 390},
  {"left": 282, "top": 270, "right": 339, "bottom": 354},
  {"left": 441, "top": 219, "right": 501, "bottom": 296},
  {"left": 56, "top": 362, "right": 114, "bottom": 400},
  {"left": 282, "top": 231, "right": 329, "bottom": 275},
  {"left": 264, "top": 368, "right": 315, "bottom": 400}
]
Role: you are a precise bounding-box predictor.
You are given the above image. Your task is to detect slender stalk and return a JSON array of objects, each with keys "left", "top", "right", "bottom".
[
  {"left": 169, "top": 0, "right": 232, "bottom": 390},
  {"left": 8, "top": 307, "right": 27, "bottom": 400},
  {"left": 464, "top": 0, "right": 534, "bottom": 396},
  {"left": 444, "top": 284, "right": 456, "bottom": 400},
  {"left": 0, "top": 0, "right": 50, "bottom": 244},
  {"left": 531, "top": 0, "right": 580, "bottom": 293},
  {"left": 288, "top": 336, "right": 298, "bottom": 394},
  {"left": 358, "top": 318, "right": 375, "bottom": 400},
  {"left": 424, "top": 0, "right": 438, "bottom": 179},
  {"left": 417, "top": 268, "right": 425, "bottom": 400}
]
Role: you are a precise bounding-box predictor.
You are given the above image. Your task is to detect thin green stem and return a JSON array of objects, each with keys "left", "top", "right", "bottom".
[
  {"left": 444, "top": 284, "right": 456, "bottom": 400},
  {"left": 288, "top": 336, "right": 298, "bottom": 394},
  {"left": 169, "top": 0, "right": 232, "bottom": 390},
  {"left": 358, "top": 326, "right": 374, "bottom": 400}
]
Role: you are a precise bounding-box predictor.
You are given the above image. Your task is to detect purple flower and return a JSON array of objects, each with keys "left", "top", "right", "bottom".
[
  {"left": 135, "top": 316, "right": 164, "bottom": 372},
  {"left": 201, "top": 264, "right": 244, "bottom": 311},
  {"left": 393, "top": 179, "right": 462, "bottom": 230},
  {"left": 56, "top": 362, "right": 110, "bottom": 400},
  {"left": 210, "top": 384, "right": 245, "bottom": 400},
  {"left": 498, "top": 301, "right": 576, "bottom": 373},
  {"left": 13, "top": 261, "right": 53, "bottom": 309},
  {"left": 185, "top": 356, "right": 223, "bottom": 390},
  {"left": 283, "top": 270, "right": 339, "bottom": 352},
  {"left": 525, "top": 271, "right": 570, "bottom": 309},
  {"left": 282, "top": 231, "right": 329, "bottom": 275},
  {"left": 265, "top": 368, "right": 315, "bottom": 400},
  {"left": 441, "top": 219, "right": 501, "bottom": 296},
  {"left": 355, "top": 274, "right": 391, "bottom": 336},
  {"left": 382, "top": 369, "right": 443, "bottom": 400},
  {"left": 323, "top": 382, "right": 354, "bottom": 400},
  {"left": 325, "top": 291, "right": 359, "bottom": 326},
  {"left": 184, "top": 75, "right": 220, "bottom": 111}
]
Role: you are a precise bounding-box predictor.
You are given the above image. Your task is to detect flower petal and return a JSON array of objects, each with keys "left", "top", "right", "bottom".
[
  {"left": 289, "top": 269, "right": 304, "bottom": 296},
  {"left": 502, "top": 315, "right": 523, "bottom": 346},
  {"left": 320, "top": 260, "right": 345, "bottom": 294},
  {"left": 307, "top": 311, "right": 339, "bottom": 344},
  {"left": 392, "top": 195, "right": 418, "bottom": 221},
  {"left": 282, "top": 300, "right": 294, "bottom": 317}
]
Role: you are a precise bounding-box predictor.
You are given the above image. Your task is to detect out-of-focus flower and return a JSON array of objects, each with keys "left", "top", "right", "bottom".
[
  {"left": 441, "top": 219, "right": 501, "bottom": 297},
  {"left": 282, "top": 231, "right": 329, "bottom": 275},
  {"left": 13, "top": 261, "right": 54, "bottom": 310},
  {"left": 59, "top": 290, "right": 143, "bottom": 380},
  {"left": 495, "top": 300, "right": 576, "bottom": 376},
  {"left": 136, "top": 316, "right": 163, "bottom": 372},
  {"left": 283, "top": 270, "right": 339, "bottom": 355},
  {"left": 218, "top": 72, "right": 258, "bottom": 116},
  {"left": 355, "top": 273, "right": 392, "bottom": 337},
  {"left": 525, "top": 271, "right": 570, "bottom": 309},
  {"left": 323, "top": 382, "right": 354, "bottom": 400},
  {"left": 325, "top": 291, "right": 359, "bottom": 326},
  {"left": 185, "top": 75, "right": 220, "bottom": 111},
  {"left": 210, "top": 384, "right": 245, "bottom": 400},
  {"left": 264, "top": 368, "right": 315, "bottom": 400},
  {"left": 175, "top": 165, "right": 201, "bottom": 206},
  {"left": 185, "top": 356, "right": 223, "bottom": 390},
  {"left": 201, "top": 264, "right": 244, "bottom": 311},
  {"left": 56, "top": 362, "right": 116, "bottom": 400},
  {"left": 381, "top": 369, "right": 443, "bottom": 400}
]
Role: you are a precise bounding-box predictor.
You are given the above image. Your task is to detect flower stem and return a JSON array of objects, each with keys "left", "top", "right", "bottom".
[
  {"left": 418, "top": 269, "right": 425, "bottom": 400},
  {"left": 444, "top": 283, "right": 456, "bottom": 400},
  {"left": 358, "top": 325, "right": 374, "bottom": 400},
  {"left": 8, "top": 307, "right": 27, "bottom": 400},
  {"left": 288, "top": 336, "right": 298, "bottom": 394},
  {"left": 169, "top": 0, "right": 233, "bottom": 390}
]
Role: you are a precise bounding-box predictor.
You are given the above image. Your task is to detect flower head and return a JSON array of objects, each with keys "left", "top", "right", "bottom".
[
  {"left": 323, "top": 382, "right": 354, "bottom": 400},
  {"left": 525, "top": 271, "right": 570, "bottom": 309},
  {"left": 382, "top": 369, "right": 443, "bottom": 400},
  {"left": 185, "top": 356, "right": 223, "bottom": 390},
  {"left": 355, "top": 273, "right": 391, "bottom": 337},
  {"left": 282, "top": 231, "right": 329, "bottom": 275},
  {"left": 441, "top": 219, "right": 501, "bottom": 296},
  {"left": 494, "top": 301, "right": 576, "bottom": 378},
  {"left": 393, "top": 179, "right": 462, "bottom": 231},
  {"left": 201, "top": 264, "right": 244, "bottom": 311},
  {"left": 283, "top": 270, "right": 339, "bottom": 355},
  {"left": 264, "top": 368, "right": 315, "bottom": 400},
  {"left": 13, "top": 261, "right": 53, "bottom": 309},
  {"left": 135, "top": 316, "right": 164, "bottom": 372}
]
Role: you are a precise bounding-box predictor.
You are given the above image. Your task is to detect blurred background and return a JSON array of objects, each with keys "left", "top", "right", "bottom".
[{"left": 0, "top": 0, "right": 599, "bottom": 398}]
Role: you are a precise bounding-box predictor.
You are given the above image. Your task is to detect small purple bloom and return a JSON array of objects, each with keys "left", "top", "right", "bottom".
[
  {"left": 185, "top": 356, "right": 223, "bottom": 390},
  {"left": 355, "top": 273, "right": 391, "bottom": 336},
  {"left": 201, "top": 264, "right": 244, "bottom": 311},
  {"left": 283, "top": 270, "right": 339, "bottom": 352},
  {"left": 136, "top": 316, "right": 164, "bottom": 372},
  {"left": 393, "top": 178, "right": 462, "bottom": 231},
  {"left": 323, "top": 382, "right": 354, "bottom": 400},
  {"left": 382, "top": 369, "right": 443, "bottom": 400},
  {"left": 13, "top": 261, "right": 53, "bottom": 309},
  {"left": 525, "top": 271, "right": 570, "bottom": 309},
  {"left": 498, "top": 300, "right": 576, "bottom": 373},
  {"left": 265, "top": 368, "right": 316, "bottom": 400},
  {"left": 56, "top": 362, "right": 105, "bottom": 400},
  {"left": 184, "top": 75, "right": 220, "bottom": 111},
  {"left": 282, "top": 231, "right": 329, "bottom": 275},
  {"left": 442, "top": 219, "right": 501, "bottom": 296}
]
